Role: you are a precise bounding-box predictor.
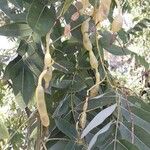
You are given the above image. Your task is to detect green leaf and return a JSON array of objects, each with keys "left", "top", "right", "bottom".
[
  {"left": 4, "top": 55, "right": 36, "bottom": 105},
  {"left": 133, "top": 53, "right": 149, "bottom": 69},
  {"left": 76, "top": 91, "right": 116, "bottom": 111},
  {"left": 27, "top": 0, "right": 56, "bottom": 36},
  {"left": 48, "top": 141, "right": 68, "bottom": 150},
  {"left": 119, "top": 122, "right": 150, "bottom": 150},
  {"left": 88, "top": 122, "right": 112, "bottom": 150},
  {"left": 0, "top": 23, "right": 32, "bottom": 37},
  {"left": 105, "top": 45, "right": 131, "bottom": 56},
  {"left": 81, "top": 104, "right": 117, "bottom": 138},
  {"left": 61, "top": 0, "right": 74, "bottom": 16},
  {"left": 121, "top": 96, "right": 150, "bottom": 134},
  {"left": 55, "top": 118, "right": 77, "bottom": 140},
  {"left": 104, "top": 139, "right": 140, "bottom": 150},
  {"left": 0, "top": 119, "right": 9, "bottom": 139}
]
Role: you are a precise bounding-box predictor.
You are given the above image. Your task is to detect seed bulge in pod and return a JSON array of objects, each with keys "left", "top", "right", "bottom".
[
  {"left": 111, "top": 13, "right": 123, "bottom": 33},
  {"left": 81, "top": 19, "right": 89, "bottom": 34},
  {"left": 90, "top": 85, "right": 99, "bottom": 97},
  {"left": 36, "top": 85, "right": 50, "bottom": 127},
  {"left": 83, "top": 35, "right": 92, "bottom": 51},
  {"left": 89, "top": 51, "right": 98, "bottom": 69},
  {"left": 44, "top": 52, "right": 52, "bottom": 68},
  {"left": 44, "top": 67, "right": 53, "bottom": 89},
  {"left": 79, "top": 112, "right": 87, "bottom": 129}
]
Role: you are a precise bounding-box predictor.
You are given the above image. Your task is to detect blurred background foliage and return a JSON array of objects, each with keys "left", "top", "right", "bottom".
[{"left": 0, "top": 0, "right": 150, "bottom": 149}]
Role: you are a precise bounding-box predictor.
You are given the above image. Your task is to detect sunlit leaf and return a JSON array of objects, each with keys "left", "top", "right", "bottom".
[{"left": 81, "top": 103, "right": 117, "bottom": 138}]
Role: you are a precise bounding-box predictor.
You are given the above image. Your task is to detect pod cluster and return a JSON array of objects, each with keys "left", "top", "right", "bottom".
[
  {"left": 35, "top": 34, "right": 53, "bottom": 127},
  {"left": 79, "top": 0, "right": 123, "bottom": 129}
]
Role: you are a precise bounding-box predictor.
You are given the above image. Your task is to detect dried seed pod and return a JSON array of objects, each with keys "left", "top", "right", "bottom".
[
  {"left": 44, "top": 51, "right": 52, "bottom": 68},
  {"left": 90, "top": 85, "right": 99, "bottom": 97},
  {"left": 93, "top": 0, "right": 112, "bottom": 24},
  {"left": 83, "top": 99, "right": 88, "bottom": 112},
  {"left": 89, "top": 51, "right": 98, "bottom": 69},
  {"left": 95, "top": 69, "right": 100, "bottom": 83},
  {"left": 111, "top": 13, "right": 123, "bottom": 33},
  {"left": 81, "top": 19, "right": 89, "bottom": 34},
  {"left": 36, "top": 84, "right": 49, "bottom": 127},
  {"left": 43, "top": 66, "right": 52, "bottom": 89},
  {"left": 83, "top": 35, "right": 92, "bottom": 51},
  {"left": 79, "top": 112, "right": 87, "bottom": 129}
]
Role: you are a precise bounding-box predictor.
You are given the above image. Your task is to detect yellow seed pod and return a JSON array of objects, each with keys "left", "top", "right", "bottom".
[
  {"left": 81, "top": 19, "right": 90, "bottom": 34},
  {"left": 89, "top": 51, "right": 98, "bottom": 69},
  {"left": 111, "top": 13, "right": 123, "bottom": 33},
  {"left": 83, "top": 35, "right": 92, "bottom": 51},
  {"left": 36, "top": 84, "right": 50, "bottom": 127},
  {"left": 93, "top": 0, "right": 112, "bottom": 24},
  {"left": 43, "top": 66, "right": 53, "bottom": 89},
  {"left": 79, "top": 112, "right": 87, "bottom": 129},
  {"left": 90, "top": 85, "right": 99, "bottom": 97},
  {"left": 95, "top": 69, "right": 100, "bottom": 83},
  {"left": 44, "top": 51, "right": 52, "bottom": 68},
  {"left": 83, "top": 100, "right": 88, "bottom": 112}
]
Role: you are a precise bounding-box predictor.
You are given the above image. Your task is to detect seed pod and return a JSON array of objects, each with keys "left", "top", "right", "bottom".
[
  {"left": 90, "top": 85, "right": 99, "bottom": 97},
  {"left": 83, "top": 35, "right": 92, "bottom": 51},
  {"left": 89, "top": 51, "right": 98, "bottom": 69},
  {"left": 79, "top": 112, "right": 87, "bottom": 129},
  {"left": 43, "top": 66, "right": 53, "bottom": 89},
  {"left": 81, "top": 19, "right": 89, "bottom": 34},
  {"left": 95, "top": 69, "right": 100, "bottom": 83},
  {"left": 93, "top": 0, "right": 112, "bottom": 24},
  {"left": 36, "top": 84, "right": 49, "bottom": 127},
  {"left": 83, "top": 99, "right": 88, "bottom": 112},
  {"left": 44, "top": 51, "right": 52, "bottom": 68},
  {"left": 111, "top": 13, "right": 123, "bottom": 33}
]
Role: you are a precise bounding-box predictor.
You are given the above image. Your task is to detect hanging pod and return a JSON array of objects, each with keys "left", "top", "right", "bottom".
[
  {"left": 43, "top": 66, "right": 53, "bottom": 89},
  {"left": 81, "top": 19, "right": 89, "bottom": 34},
  {"left": 111, "top": 12, "right": 123, "bottom": 33},
  {"left": 36, "top": 84, "right": 50, "bottom": 127},
  {"left": 79, "top": 111, "right": 87, "bottom": 129},
  {"left": 44, "top": 51, "right": 52, "bottom": 68},
  {"left": 93, "top": 0, "right": 112, "bottom": 24},
  {"left": 89, "top": 51, "right": 98, "bottom": 69},
  {"left": 83, "top": 34, "right": 92, "bottom": 51}
]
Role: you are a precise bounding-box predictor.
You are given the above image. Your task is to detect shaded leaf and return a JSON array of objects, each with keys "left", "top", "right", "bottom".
[
  {"left": 88, "top": 122, "right": 112, "bottom": 150},
  {"left": 0, "top": 23, "right": 32, "bottom": 37},
  {"left": 27, "top": 0, "right": 56, "bottom": 35},
  {"left": 55, "top": 118, "right": 77, "bottom": 140}
]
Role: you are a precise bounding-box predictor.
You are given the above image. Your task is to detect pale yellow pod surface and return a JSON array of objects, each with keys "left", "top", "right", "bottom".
[
  {"left": 81, "top": 20, "right": 89, "bottom": 34},
  {"left": 44, "top": 67, "right": 52, "bottom": 89},
  {"left": 44, "top": 52, "right": 52, "bottom": 68},
  {"left": 79, "top": 112, "right": 87, "bottom": 129},
  {"left": 36, "top": 85, "right": 49, "bottom": 127},
  {"left": 83, "top": 101, "right": 88, "bottom": 112},
  {"left": 90, "top": 85, "right": 99, "bottom": 97},
  {"left": 83, "top": 35, "right": 92, "bottom": 51},
  {"left": 111, "top": 13, "right": 123, "bottom": 33},
  {"left": 89, "top": 51, "right": 98, "bottom": 69},
  {"left": 95, "top": 70, "right": 100, "bottom": 83},
  {"left": 41, "top": 115, "right": 50, "bottom": 127},
  {"left": 93, "top": 0, "right": 112, "bottom": 24}
]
